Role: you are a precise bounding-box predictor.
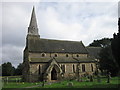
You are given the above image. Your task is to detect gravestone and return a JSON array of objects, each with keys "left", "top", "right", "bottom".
[{"left": 67, "top": 82, "right": 73, "bottom": 87}]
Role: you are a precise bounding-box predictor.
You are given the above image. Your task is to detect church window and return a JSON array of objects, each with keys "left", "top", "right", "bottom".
[
  {"left": 73, "top": 64, "right": 75, "bottom": 73},
  {"left": 82, "top": 64, "right": 85, "bottom": 72},
  {"left": 76, "top": 54, "right": 79, "bottom": 57},
  {"left": 91, "top": 64, "right": 94, "bottom": 72},
  {"left": 55, "top": 54, "right": 58, "bottom": 57},
  {"left": 61, "top": 64, "right": 65, "bottom": 73},
  {"left": 41, "top": 53, "right": 45, "bottom": 57},
  {"left": 38, "top": 65, "right": 41, "bottom": 75},
  {"left": 66, "top": 54, "right": 69, "bottom": 57}
]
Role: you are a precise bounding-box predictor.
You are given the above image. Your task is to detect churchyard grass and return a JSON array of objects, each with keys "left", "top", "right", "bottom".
[
  {"left": 2, "top": 82, "right": 42, "bottom": 88},
  {"left": 37, "top": 77, "right": 119, "bottom": 88},
  {"left": 2, "top": 76, "right": 119, "bottom": 88}
]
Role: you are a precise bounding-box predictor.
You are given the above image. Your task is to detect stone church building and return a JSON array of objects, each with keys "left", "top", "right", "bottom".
[{"left": 22, "top": 7, "right": 98, "bottom": 82}]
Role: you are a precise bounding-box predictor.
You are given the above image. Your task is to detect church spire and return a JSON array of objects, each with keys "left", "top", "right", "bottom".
[{"left": 28, "top": 6, "right": 39, "bottom": 36}]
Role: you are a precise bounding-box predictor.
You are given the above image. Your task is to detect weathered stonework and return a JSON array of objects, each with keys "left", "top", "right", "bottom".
[{"left": 22, "top": 7, "right": 99, "bottom": 82}]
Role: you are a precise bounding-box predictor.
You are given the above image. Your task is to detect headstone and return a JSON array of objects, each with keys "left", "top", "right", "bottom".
[
  {"left": 97, "top": 75, "right": 101, "bottom": 83},
  {"left": 107, "top": 72, "right": 111, "bottom": 83},
  {"left": 42, "top": 80, "right": 45, "bottom": 87},
  {"left": 89, "top": 75, "right": 93, "bottom": 82},
  {"left": 67, "top": 82, "right": 73, "bottom": 87}
]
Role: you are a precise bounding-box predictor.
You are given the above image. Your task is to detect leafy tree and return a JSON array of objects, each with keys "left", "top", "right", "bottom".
[
  {"left": 111, "top": 18, "right": 120, "bottom": 69},
  {"left": 2, "top": 62, "right": 15, "bottom": 76},
  {"left": 89, "top": 38, "right": 112, "bottom": 47},
  {"left": 88, "top": 38, "right": 119, "bottom": 76},
  {"left": 15, "top": 63, "right": 23, "bottom": 75},
  {"left": 99, "top": 44, "right": 119, "bottom": 76}
]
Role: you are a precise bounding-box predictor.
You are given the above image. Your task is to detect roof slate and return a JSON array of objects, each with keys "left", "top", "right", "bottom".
[
  {"left": 86, "top": 47, "right": 102, "bottom": 59},
  {"left": 27, "top": 37, "right": 88, "bottom": 54}
]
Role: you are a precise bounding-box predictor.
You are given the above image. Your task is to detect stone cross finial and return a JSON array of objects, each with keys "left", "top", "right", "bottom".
[{"left": 28, "top": 6, "right": 39, "bottom": 35}]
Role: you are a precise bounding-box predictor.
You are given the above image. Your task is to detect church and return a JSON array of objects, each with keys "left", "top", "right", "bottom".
[{"left": 22, "top": 7, "right": 99, "bottom": 82}]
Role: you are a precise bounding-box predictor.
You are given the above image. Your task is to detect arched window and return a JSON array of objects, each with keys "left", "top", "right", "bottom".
[
  {"left": 76, "top": 54, "right": 79, "bottom": 57},
  {"left": 66, "top": 54, "right": 69, "bottom": 57},
  {"left": 82, "top": 64, "right": 85, "bottom": 72},
  {"left": 41, "top": 53, "right": 45, "bottom": 57},
  {"left": 61, "top": 64, "right": 65, "bottom": 73},
  {"left": 91, "top": 64, "right": 94, "bottom": 72},
  {"left": 38, "top": 65, "right": 41, "bottom": 75},
  {"left": 55, "top": 54, "right": 58, "bottom": 57},
  {"left": 73, "top": 64, "right": 75, "bottom": 73}
]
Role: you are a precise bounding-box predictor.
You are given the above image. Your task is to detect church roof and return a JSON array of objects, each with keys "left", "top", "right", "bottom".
[
  {"left": 27, "top": 37, "right": 88, "bottom": 54},
  {"left": 86, "top": 46, "right": 101, "bottom": 59}
]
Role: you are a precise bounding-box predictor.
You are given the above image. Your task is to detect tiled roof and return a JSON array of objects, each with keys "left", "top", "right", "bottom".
[
  {"left": 27, "top": 36, "right": 88, "bottom": 54},
  {"left": 86, "top": 47, "right": 102, "bottom": 59}
]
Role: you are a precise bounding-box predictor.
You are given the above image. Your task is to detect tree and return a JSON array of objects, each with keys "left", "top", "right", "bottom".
[
  {"left": 15, "top": 63, "right": 23, "bottom": 75},
  {"left": 88, "top": 38, "right": 119, "bottom": 76},
  {"left": 99, "top": 44, "right": 119, "bottom": 76},
  {"left": 89, "top": 38, "right": 112, "bottom": 47},
  {"left": 111, "top": 18, "right": 120, "bottom": 69},
  {"left": 2, "top": 62, "right": 15, "bottom": 76}
]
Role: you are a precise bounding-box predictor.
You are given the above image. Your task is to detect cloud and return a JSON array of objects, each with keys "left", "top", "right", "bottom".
[
  {"left": 118, "top": 1, "right": 120, "bottom": 17},
  {"left": 2, "top": 45, "right": 23, "bottom": 68},
  {"left": 38, "top": 2, "right": 118, "bottom": 45},
  {"left": 2, "top": 2, "right": 118, "bottom": 67}
]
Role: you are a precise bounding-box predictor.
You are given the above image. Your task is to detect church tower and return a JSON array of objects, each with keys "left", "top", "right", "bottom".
[{"left": 28, "top": 6, "right": 40, "bottom": 37}]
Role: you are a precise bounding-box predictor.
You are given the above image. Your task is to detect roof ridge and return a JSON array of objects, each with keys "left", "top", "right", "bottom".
[{"left": 40, "top": 38, "right": 82, "bottom": 43}]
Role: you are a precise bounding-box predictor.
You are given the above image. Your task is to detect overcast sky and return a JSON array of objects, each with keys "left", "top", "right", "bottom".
[{"left": 1, "top": 1, "right": 119, "bottom": 67}]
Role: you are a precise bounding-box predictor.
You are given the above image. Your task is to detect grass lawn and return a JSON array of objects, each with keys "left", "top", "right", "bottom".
[
  {"left": 2, "top": 77, "right": 120, "bottom": 88},
  {"left": 37, "top": 77, "right": 120, "bottom": 88},
  {"left": 2, "top": 82, "right": 42, "bottom": 88}
]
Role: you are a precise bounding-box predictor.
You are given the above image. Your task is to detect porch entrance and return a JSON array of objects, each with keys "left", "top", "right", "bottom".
[{"left": 51, "top": 67, "right": 57, "bottom": 80}]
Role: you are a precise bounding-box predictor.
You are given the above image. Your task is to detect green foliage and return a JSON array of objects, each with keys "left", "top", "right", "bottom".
[
  {"left": 2, "top": 62, "right": 15, "bottom": 76},
  {"left": 99, "top": 44, "right": 119, "bottom": 76},
  {"left": 15, "top": 63, "right": 24, "bottom": 75},
  {"left": 88, "top": 38, "right": 119, "bottom": 76},
  {"left": 1, "top": 62, "right": 24, "bottom": 76},
  {"left": 88, "top": 38, "right": 112, "bottom": 47}
]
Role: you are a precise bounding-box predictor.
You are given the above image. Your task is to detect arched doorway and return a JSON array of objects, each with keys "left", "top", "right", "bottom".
[{"left": 51, "top": 67, "right": 57, "bottom": 80}]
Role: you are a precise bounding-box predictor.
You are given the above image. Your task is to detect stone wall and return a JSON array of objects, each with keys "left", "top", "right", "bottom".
[
  {"left": 28, "top": 62, "right": 96, "bottom": 82},
  {"left": 29, "top": 53, "right": 88, "bottom": 59}
]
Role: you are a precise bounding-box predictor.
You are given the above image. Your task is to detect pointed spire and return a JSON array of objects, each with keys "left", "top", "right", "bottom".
[{"left": 28, "top": 6, "right": 39, "bottom": 36}]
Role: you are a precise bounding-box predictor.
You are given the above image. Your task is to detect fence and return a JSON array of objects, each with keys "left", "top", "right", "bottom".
[{"left": 2, "top": 76, "right": 22, "bottom": 83}]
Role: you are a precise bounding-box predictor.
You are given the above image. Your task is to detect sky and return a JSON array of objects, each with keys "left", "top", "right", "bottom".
[{"left": 1, "top": 1, "right": 119, "bottom": 67}]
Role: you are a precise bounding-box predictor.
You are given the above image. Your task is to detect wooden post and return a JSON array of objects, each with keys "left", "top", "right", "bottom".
[
  {"left": 6, "top": 77, "right": 8, "bottom": 84},
  {"left": 42, "top": 80, "right": 45, "bottom": 87},
  {"left": 107, "top": 72, "right": 111, "bottom": 83}
]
